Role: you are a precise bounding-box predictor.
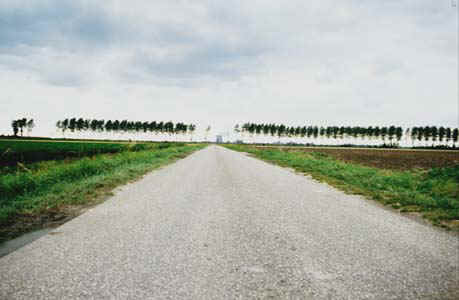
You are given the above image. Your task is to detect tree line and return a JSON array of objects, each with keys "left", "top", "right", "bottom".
[
  {"left": 235, "top": 123, "right": 459, "bottom": 146},
  {"left": 56, "top": 118, "right": 197, "bottom": 140},
  {"left": 8, "top": 117, "right": 459, "bottom": 146},
  {"left": 409, "top": 127, "right": 459, "bottom": 144},
  {"left": 11, "top": 118, "right": 35, "bottom": 137}
]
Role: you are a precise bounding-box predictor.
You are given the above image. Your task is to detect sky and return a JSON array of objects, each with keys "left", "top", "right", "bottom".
[{"left": 0, "top": 0, "right": 458, "bottom": 138}]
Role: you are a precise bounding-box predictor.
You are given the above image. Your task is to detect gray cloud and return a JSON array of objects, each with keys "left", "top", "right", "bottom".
[
  {"left": 0, "top": 1, "right": 114, "bottom": 49},
  {"left": 0, "top": 0, "right": 457, "bottom": 136},
  {"left": 0, "top": 0, "right": 274, "bottom": 87}
]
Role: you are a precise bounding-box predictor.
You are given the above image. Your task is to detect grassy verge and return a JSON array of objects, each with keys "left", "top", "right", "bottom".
[
  {"left": 0, "top": 143, "right": 205, "bottom": 242},
  {"left": 224, "top": 144, "right": 459, "bottom": 230}
]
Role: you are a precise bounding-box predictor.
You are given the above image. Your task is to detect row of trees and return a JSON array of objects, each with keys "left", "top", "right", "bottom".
[
  {"left": 8, "top": 117, "right": 458, "bottom": 146},
  {"left": 11, "top": 118, "right": 35, "bottom": 136},
  {"left": 235, "top": 123, "right": 459, "bottom": 146},
  {"left": 410, "top": 127, "right": 459, "bottom": 144},
  {"left": 56, "top": 118, "right": 197, "bottom": 141}
]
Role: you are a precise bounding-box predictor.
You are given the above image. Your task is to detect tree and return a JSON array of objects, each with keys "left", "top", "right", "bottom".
[
  {"left": 174, "top": 122, "right": 184, "bottom": 138},
  {"left": 307, "top": 126, "right": 313, "bottom": 139},
  {"left": 205, "top": 125, "right": 211, "bottom": 142},
  {"left": 325, "top": 127, "right": 332, "bottom": 139},
  {"left": 423, "top": 126, "right": 431, "bottom": 145},
  {"left": 18, "top": 118, "right": 27, "bottom": 136},
  {"left": 453, "top": 128, "right": 459, "bottom": 147},
  {"left": 404, "top": 128, "right": 410, "bottom": 144},
  {"left": 234, "top": 124, "right": 241, "bottom": 140},
  {"left": 319, "top": 127, "right": 325, "bottom": 139},
  {"left": 141, "top": 121, "right": 149, "bottom": 134},
  {"left": 278, "top": 124, "right": 286, "bottom": 140},
  {"left": 105, "top": 120, "right": 113, "bottom": 133},
  {"left": 62, "top": 119, "right": 69, "bottom": 134},
  {"left": 11, "top": 120, "right": 19, "bottom": 136},
  {"left": 149, "top": 121, "right": 157, "bottom": 134},
  {"left": 76, "top": 118, "right": 85, "bottom": 134},
  {"left": 69, "top": 118, "right": 77, "bottom": 133},
  {"left": 263, "top": 124, "right": 270, "bottom": 136},
  {"left": 353, "top": 126, "right": 359, "bottom": 139},
  {"left": 113, "top": 120, "right": 120, "bottom": 135},
  {"left": 313, "top": 126, "right": 319, "bottom": 139},
  {"left": 256, "top": 124, "right": 263, "bottom": 135},
  {"left": 164, "top": 121, "right": 174, "bottom": 137},
  {"left": 270, "top": 124, "right": 277, "bottom": 137},
  {"left": 56, "top": 120, "right": 63, "bottom": 135},
  {"left": 90, "top": 119, "right": 98, "bottom": 133},
  {"left": 300, "top": 126, "right": 306, "bottom": 139},
  {"left": 380, "top": 127, "right": 388, "bottom": 142},
  {"left": 410, "top": 127, "right": 418, "bottom": 146},
  {"left": 97, "top": 120, "right": 105, "bottom": 132},
  {"left": 294, "top": 126, "right": 301, "bottom": 138},
  {"left": 395, "top": 127, "right": 403, "bottom": 143},
  {"left": 135, "top": 121, "right": 142, "bottom": 133},
  {"left": 374, "top": 127, "right": 381, "bottom": 141},
  {"left": 388, "top": 126, "right": 396, "bottom": 143},
  {"left": 339, "top": 126, "right": 346, "bottom": 140},
  {"left": 157, "top": 122, "right": 164, "bottom": 137},
  {"left": 431, "top": 126, "right": 438, "bottom": 145},
  {"left": 332, "top": 126, "right": 339, "bottom": 139},
  {"left": 188, "top": 124, "right": 196, "bottom": 141},
  {"left": 248, "top": 123, "right": 256, "bottom": 137},
  {"left": 26, "top": 119, "right": 35, "bottom": 136},
  {"left": 417, "top": 127, "right": 424, "bottom": 144},
  {"left": 84, "top": 119, "right": 90, "bottom": 132},
  {"left": 445, "top": 127, "right": 452, "bottom": 144},
  {"left": 288, "top": 126, "right": 295, "bottom": 137},
  {"left": 438, "top": 127, "right": 446, "bottom": 144},
  {"left": 120, "top": 120, "right": 128, "bottom": 134}
]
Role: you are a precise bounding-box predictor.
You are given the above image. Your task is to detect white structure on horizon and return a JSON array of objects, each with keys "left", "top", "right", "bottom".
[{"left": 216, "top": 135, "right": 223, "bottom": 143}]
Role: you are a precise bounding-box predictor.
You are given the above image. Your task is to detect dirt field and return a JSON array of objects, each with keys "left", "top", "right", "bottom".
[{"left": 255, "top": 146, "right": 459, "bottom": 170}]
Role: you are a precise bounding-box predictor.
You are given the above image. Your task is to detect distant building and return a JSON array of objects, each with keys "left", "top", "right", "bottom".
[{"left": 216, "top": 135, "right": 223, "bottom": 143}]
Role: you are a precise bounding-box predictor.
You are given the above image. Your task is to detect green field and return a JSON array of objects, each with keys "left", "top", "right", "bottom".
[
  {"left": 0, "top": 140, "right": 204, "bottom": 242},
  {"left": 0, "top": 140, "right": 161, "bottom": 167},
  {"left": 224, "top": 144, "right": 459, "bottom": 230}
]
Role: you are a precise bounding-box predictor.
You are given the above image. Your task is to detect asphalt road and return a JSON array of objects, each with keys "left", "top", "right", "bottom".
[{"left": 0, "top": 146, "right": 458, "bottom": 299}]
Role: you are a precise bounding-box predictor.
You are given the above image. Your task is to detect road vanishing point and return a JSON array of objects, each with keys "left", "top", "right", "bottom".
[{"left": 1, "top": 146, "right": 458, "bottom": 299}]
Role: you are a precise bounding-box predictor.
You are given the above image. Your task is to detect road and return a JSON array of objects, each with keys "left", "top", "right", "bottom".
[{"left": 0, "top": 146, "right": 458, "bottom": 299}]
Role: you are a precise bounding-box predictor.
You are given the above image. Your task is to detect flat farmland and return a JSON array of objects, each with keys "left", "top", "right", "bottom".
[
  {"left": 254, "top": 146, "right": 459, "bottom": 170},
  {"left": 0, "top": 140, "right": 157, "bottom": 167}
]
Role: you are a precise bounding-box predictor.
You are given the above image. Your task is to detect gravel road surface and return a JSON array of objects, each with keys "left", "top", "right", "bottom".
[{"left": 1, "top": 146, "right": 458, "bottom": 299}]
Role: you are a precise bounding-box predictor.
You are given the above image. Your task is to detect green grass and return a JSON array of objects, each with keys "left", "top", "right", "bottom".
[
  {"left": 0, "top": 143, "right": 204, "bottom": 242},
  {"left": 225, "top": 144, "right": 459, "bottom": 229},
  {"left": 0, "top": 140, "right": 169, "bottom": 167}
]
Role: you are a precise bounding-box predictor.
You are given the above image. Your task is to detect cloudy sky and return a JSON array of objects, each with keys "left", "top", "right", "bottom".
[{"left": 0, "top": 0, "right": 457, "bottom": 137}]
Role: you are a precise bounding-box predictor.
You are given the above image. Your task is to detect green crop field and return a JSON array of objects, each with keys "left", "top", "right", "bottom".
[
  {"left": 0, "top": 140, "right": 159, "bottom": 167},
  {"left": 0, "top": 140, "right": 204, "bottom": 242}
]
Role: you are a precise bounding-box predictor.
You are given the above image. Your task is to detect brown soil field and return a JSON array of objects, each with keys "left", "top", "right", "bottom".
[{"left": 255, "top": 146, "right": 459, "bottom": 170}]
